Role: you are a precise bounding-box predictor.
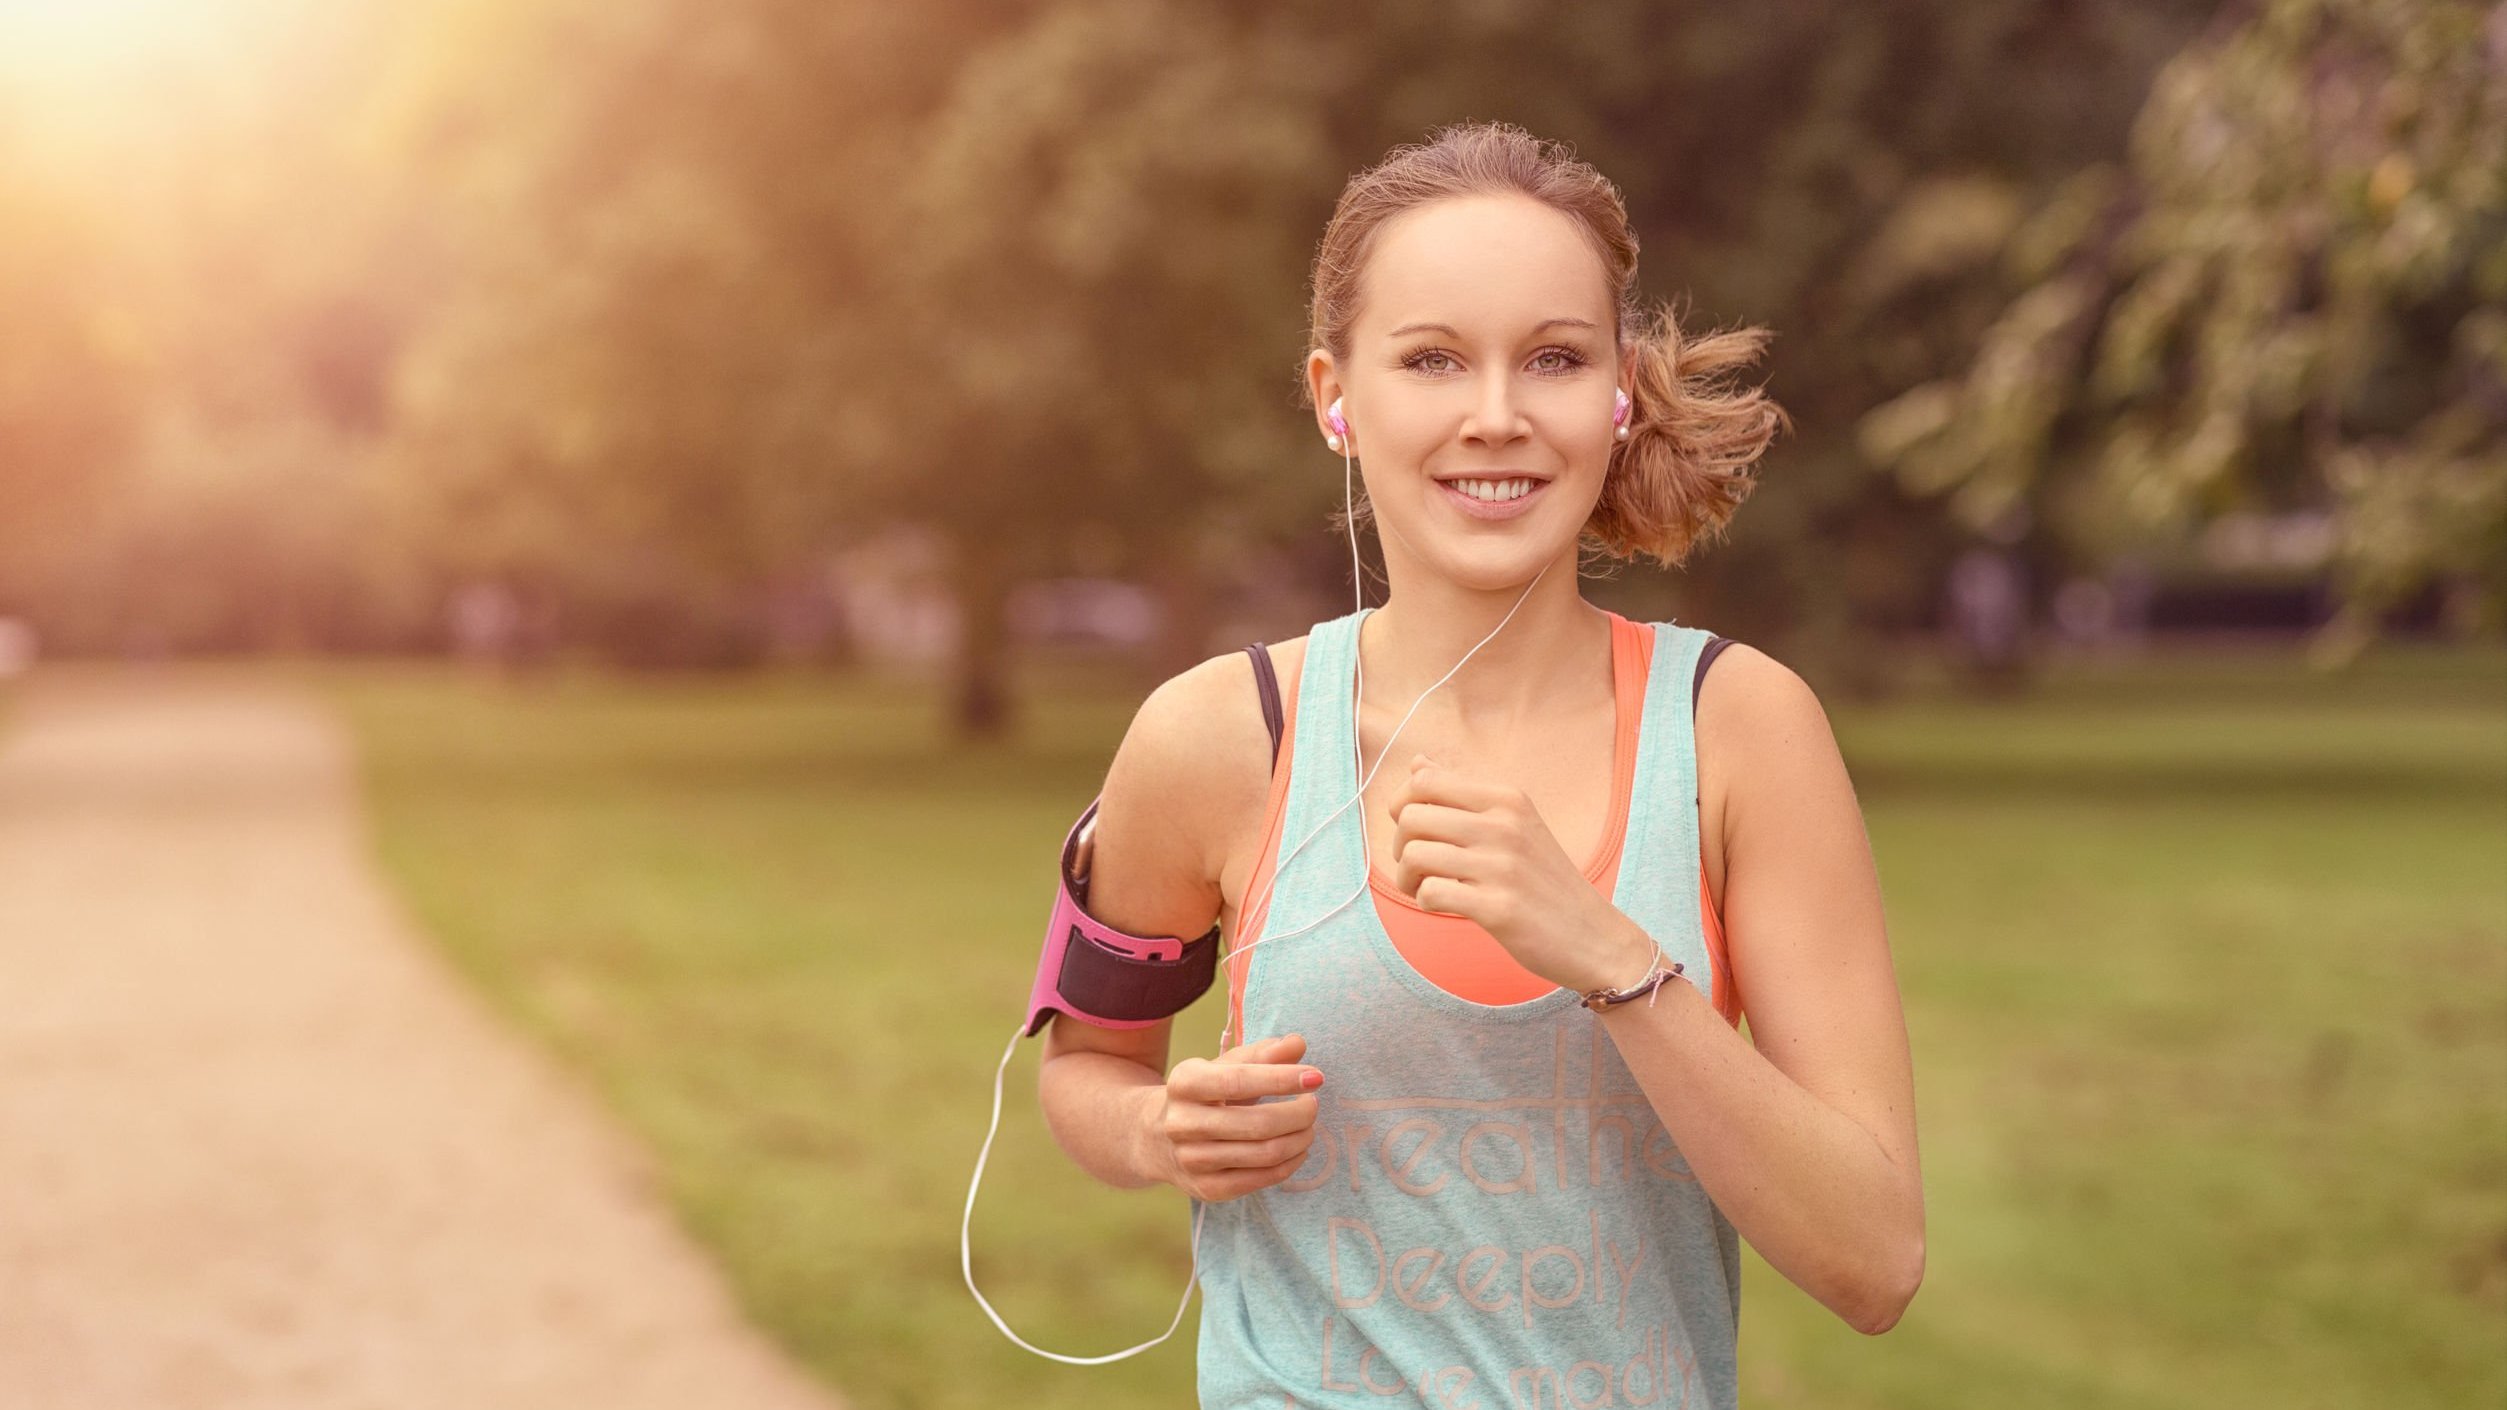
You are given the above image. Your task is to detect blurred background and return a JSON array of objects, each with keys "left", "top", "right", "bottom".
[{"left": 0, "top": 1, "right": 2500, "bottom": 1407}]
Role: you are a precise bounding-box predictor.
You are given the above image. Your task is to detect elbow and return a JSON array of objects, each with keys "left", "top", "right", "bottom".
[{"left": 1846, "top": 1234, "right": 1925, "bottom": 1336}]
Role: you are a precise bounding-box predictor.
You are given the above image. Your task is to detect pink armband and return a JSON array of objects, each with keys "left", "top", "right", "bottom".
[{"left": 1021, "top": 796, "right": 1219, "bottom": 1037}]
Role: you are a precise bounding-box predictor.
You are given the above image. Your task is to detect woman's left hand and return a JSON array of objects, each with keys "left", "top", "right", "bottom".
[{"left": 1385, "top": 754, "right": 1657, "bottom": 995}]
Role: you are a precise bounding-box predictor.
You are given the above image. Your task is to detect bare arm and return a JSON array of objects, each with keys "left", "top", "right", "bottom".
[
  {"left": 1035, "top": 656, "right": 1323, "bottom": 1198},
  {"left": 1592, "top": 645, "right": 1925, "bottom": 1335},
  {"left": 1037, "top": 1016, "right": 1178, "bottom": 1190}
]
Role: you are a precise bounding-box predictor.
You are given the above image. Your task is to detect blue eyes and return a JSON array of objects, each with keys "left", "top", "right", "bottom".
[{"left": 1400, "top": 346, "right": 1590, "bottom": 376}]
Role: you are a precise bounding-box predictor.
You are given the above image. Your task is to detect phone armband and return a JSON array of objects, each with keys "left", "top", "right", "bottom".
[{"left": 1021, "top": 796, "right": 1220, "bottom": 1037}]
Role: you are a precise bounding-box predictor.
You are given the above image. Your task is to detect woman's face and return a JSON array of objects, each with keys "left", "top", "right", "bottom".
[{"left": 1315, "top": 193, "right": 1627, "bottom": 594}]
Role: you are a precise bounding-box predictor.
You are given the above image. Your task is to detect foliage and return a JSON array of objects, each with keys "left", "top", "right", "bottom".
[
  {"left": 1862, "top": 0, "right": 2507, "bottom": 664},
  {"left": 4, "top": 0, "right": 2370, "bottom": 698},
  {"left": 0, "top": 119, "right": 138, "bottom": 628}
]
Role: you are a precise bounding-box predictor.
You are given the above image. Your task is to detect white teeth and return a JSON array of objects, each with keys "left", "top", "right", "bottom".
[{"left": 1447, "top": 478, "right": 1537, "bottom": 502}]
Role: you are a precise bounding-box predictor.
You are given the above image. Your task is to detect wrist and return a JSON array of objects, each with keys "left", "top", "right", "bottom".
[
  {"left": 1571, "top": 916, "right": 1661, "bottom": 998},
  {"left": 1129, "top": 1082, "right": 1178, "bottom": 1189}
]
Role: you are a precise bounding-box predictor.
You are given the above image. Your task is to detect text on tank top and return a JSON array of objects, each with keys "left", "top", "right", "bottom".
[{"left": 1196, "top": 608, "right": 1745, "bottom": 1409}]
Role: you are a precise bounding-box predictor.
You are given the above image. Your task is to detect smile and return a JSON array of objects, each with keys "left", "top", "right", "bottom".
[{"left": 1436, "top": 476, "right": 1549, "bottom": 521}]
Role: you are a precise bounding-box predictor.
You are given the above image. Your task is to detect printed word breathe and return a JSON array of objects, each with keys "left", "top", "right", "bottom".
[
  {"left": 1280, "top": 1028, "right": 1703, "bottom": 1199},
  {"left": 1327, "top": 1211, "right": 1648, "bottom": 1332}
]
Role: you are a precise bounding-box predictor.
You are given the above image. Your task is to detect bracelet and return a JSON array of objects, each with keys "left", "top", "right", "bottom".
[{"left": 1579, "top": 950, "right": 1683, "bottom": 1012}]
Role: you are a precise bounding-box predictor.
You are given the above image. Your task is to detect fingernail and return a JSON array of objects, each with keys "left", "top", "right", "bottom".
[{"left": 1300, "top": 1070, "right": 1324, "bottom": 1090}]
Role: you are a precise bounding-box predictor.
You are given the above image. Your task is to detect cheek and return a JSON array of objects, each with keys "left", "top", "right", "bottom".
[{"left": 1366, "top": 406, "right": 1442, "bottom": 460}]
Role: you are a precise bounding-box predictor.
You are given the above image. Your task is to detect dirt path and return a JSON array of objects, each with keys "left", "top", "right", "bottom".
[{"left": 0, "top": 666, "right": 846, "bottom": 1410}]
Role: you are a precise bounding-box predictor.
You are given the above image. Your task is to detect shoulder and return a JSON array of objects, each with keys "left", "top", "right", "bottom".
[
  {"left": 1694, "top": 638, "right": 1826, "bottom": 737},
  {"left": 1117, "top": 637, "right": 1305, "bottom": 810},
  {"left": 1696, "top": 639, "right": 1839, "bottom": 766},
  {"left": 1693, "top": 638, "right": 1858, "bottom": 833},
  {"left": 1127, "top": 633, "right": 1310, "bottom": 788},
  {"left": 1089, "top": 638, "right": 1306, "bottom": 929}
]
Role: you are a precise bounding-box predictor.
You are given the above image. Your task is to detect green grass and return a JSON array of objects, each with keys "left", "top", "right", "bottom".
[{"left": 303, "top": 640, "right": 2507, "bottom": 1410}]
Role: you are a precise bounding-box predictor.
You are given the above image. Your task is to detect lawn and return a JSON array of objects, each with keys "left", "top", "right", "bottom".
[{"left": 310, "top": 639, "right": 2507, "bottom": 1410}]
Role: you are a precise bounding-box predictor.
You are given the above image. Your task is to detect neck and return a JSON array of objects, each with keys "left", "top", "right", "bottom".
[{"left": 1355, "top": 556, "right": 1610, "bottom": 736}]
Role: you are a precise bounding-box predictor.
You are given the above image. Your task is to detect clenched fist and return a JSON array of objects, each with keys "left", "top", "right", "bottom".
[{"left": 1149, "top": 1033, "right": 1326, "bottom": 1202}]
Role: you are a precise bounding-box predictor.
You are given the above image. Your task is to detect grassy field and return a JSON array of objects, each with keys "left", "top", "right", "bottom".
[{"left": 306, "top": 639, "right": 2507, "bottom": 1410}]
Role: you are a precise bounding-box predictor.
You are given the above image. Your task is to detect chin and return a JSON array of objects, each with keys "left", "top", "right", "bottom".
[{"left": 1428, "top": 540, "right": 1569, "bottom": 593}]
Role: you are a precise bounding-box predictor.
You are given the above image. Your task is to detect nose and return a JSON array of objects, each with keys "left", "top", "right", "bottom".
[{"left": 1460, "top": 369, "right": 1529, "bottom": 446}]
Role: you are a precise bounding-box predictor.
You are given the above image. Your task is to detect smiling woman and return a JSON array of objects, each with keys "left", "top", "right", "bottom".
[{"left": 1002, "top": 119, "right": 1920, "bottom": 1409}]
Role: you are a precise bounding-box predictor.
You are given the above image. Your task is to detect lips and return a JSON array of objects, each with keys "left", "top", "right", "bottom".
[
  {"left": 1436, "top": 476, "right": 1549, "bottom": 521},
  {"left": 1431, "top": 472, "right": 1550, "bottom": 487}
]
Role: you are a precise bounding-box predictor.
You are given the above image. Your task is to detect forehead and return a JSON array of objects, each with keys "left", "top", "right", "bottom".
[{"left": 1356, "top": 194, "right": 1613, "bottom": 340}]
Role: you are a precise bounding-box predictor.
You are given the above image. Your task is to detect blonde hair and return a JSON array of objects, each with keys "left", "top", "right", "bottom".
[{"left": 1303, "top": 120, "right": 1790, "bottom": 570}]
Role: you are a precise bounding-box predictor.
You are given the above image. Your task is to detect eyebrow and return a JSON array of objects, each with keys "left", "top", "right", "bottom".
[{"left": 1384, "top": 317, "right": 1601, "bottom": 339}]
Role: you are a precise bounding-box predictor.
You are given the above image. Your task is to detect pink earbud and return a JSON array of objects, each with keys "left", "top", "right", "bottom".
[
  {"left": 1614, "top": 387, "right": 1631, "bottom": 427},
  {"left": 1327, "top": 399, "right": 1347, "bottom": 437}
]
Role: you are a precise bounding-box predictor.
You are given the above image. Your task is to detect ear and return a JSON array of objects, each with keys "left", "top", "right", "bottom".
[{"left": 1307, "top": 349, "right": 1343, "bottom": 441}]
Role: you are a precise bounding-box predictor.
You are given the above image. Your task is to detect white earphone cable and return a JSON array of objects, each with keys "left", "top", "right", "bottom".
[{"left": 964, "top": 394, "right": 1568, "bottom": 1361}]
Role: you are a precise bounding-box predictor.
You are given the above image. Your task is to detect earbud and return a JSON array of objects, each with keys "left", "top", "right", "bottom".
[
  {"left": 1614, "top": 387, "right": 1632, "bottom": 440},
  {"left": 1325, "top": 398, "right": 1348, "bottom": 452}
]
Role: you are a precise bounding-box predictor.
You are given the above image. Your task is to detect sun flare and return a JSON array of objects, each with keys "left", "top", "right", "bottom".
[
  {"left": 0, "top": 0, "right": 295, "bottom": 144},
  {"left": 0, "top": 0, "right": 232, "bottom": 80}
]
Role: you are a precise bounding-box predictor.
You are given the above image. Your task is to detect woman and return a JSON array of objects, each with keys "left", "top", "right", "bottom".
[{"left": 1035, "top": 120, "right": 1923, "bottom": 1406}]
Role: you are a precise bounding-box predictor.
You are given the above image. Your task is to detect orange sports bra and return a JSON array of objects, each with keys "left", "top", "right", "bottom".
[{"left": 1236, "top": 611, "right": 1743, "bottom": 1027}]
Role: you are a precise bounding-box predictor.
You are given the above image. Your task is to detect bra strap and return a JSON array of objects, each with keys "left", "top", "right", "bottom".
[
  {"left": 1693, "top": 633, "right": 1733, "bottom": 711},
  {"left": 1244, "top": 642, "right": 1283, "bottom": 771}
]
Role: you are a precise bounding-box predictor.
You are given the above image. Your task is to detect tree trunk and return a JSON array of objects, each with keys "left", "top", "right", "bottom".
[
  {"left": 1145, "top": 545, "right": 1221, "bottom": 687},
  {"left": 951, "top": 533, "right": 1015, "bottom": 741}
]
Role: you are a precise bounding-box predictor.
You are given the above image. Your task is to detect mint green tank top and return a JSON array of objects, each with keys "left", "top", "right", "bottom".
[{"left": 1192, "top": 607, "right": 1740, "bottom": 1409}]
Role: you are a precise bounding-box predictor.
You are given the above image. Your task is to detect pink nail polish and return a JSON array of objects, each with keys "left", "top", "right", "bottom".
[{"left": 1301, "top": 1070, "right": 1325, "bottom": 1091}]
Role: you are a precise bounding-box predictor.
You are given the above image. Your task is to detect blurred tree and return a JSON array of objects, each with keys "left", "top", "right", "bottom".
[
  {"left": 1860, "top": 0, "right": 2507, "bottom": 668},
  {"left": 1570, "top": 0, "right": 2216, "bottom": 692},
  {"left": 362, "top": 0, "right": 2220, "bottom": 719},
  {"left": 888, "top": 2, "right": 1339, "bottom": 731},
  {"left": 360, "top": 0, "right": 1050, "bottom": 667},
  {"left": 1, "top": 0, "right": 2244, "bottom": 699},
  {"left": 0, "top": 116, "right": 139, "bottom": 634},
  {"left": 896, "top": 0, "right": 2219, "bottom": 717},
  {"left": 3, "top": 6, "right": 440, "bottom": 655}
]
